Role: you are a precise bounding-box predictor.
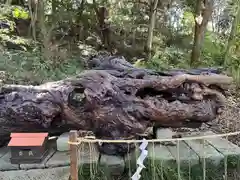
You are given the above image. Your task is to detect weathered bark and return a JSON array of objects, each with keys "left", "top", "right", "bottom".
[{"left": 0, "top": 55, "right": 233, "bottom": 155}]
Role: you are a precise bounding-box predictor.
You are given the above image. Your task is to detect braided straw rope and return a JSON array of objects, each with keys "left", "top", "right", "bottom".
[{"left": 68, "top": 131, "right": 240, "bottom": 145}]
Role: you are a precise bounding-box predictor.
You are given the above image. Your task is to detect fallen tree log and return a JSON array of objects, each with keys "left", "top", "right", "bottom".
[{"left": 0, "top": 55, "right": 233, "bottom": 155}]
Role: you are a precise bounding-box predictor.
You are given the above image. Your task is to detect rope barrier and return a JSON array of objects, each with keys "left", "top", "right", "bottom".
[{"left": 68, "top": 131, "right": 240, "bottom": 145}]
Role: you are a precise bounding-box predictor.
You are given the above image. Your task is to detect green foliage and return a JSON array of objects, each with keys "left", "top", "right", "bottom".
[
  {"left": 12, "top": 7, "right": 29, "bottom": 19},
  {"left": 0, "top": 4, "right": 29, "bottom": 20},
  {"left": 0, "top": 34, "right": 32, "bottom": 51},
  {"left": 201, "top": 32, "right": 225, "bottom": 66},
  {"left": 0, "top": 18, "right": 15, "bottom": 34},
  {"left": 181, "top": 11, "right": 195, "bottom": 35},
  {"left": 0, "top": 50, "right": 84, "bottom": 84},
  {"left": 86, "top": 0, "right": 93, "bottom": 4},
  {"left": 134, "top": 47, "right": 190, "bottom": 71},
  {"left": 0, "top": 0, "right": 240, "bottom": 88},
  {"left": 0, "top": 5, "right": 30, "bottom": 51},
  {"left": 184, "top": 0, "right": 196, "bottom": 13}
]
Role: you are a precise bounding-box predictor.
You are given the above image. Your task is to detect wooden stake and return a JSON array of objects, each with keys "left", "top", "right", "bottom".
[{"left": 69, "top": 130, "right": 79, "bottom": 180}]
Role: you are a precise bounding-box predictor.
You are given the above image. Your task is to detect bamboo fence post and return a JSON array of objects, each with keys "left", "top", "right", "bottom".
[{"left": 69, "top": 130, "right": 79, "bottom": 180}]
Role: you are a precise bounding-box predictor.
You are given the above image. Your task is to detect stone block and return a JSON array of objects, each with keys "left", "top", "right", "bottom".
[
  {"left": 158, "top": 128, "right": 200, "bottom": 168},
  {"left": 184, "top": 135, "right": 224, "bottom": 166},
  {"left": 141, "top": 143, "right": 177, "bottom": 180},
  {"left": 27, "top": 166, "right": 70, "bottom": 180},
  {"left": 0, "top": 167, "right": 70, "bottom": 180},
  {"left": 167, "top": 141, "right": 199, "bottom": 166},
  {"left": 46, "top": 151, "right": 70, "bottom": 168},
  {"left": 78, "top": 142, "right": 100, "bottom": 164},
  {"left": 0, "top": 146, "right": 8, "bottom": 158},
  {"left": 203, "top": 131, "right": 240, "bottom": 168},
  {"left": 99, "top": 154, "right": 125, "bottom": 176},
  {"left": 167, "top": 141, "right": 200, "bottom": 179},
  {"left": 156, "top": 128, "right": 175, "bottom": 139},
  {"left": 56, "top": 132, "right": 69, "bottom": 151},
  {"left": 156, "top": 128, "right": 177, "bottom": 145},
  {"left": 124, "top": 145, "right": 140, "bottom": 172},
  {"left": 78, "top": 142, "right": 100, "bottom": 178},
  {"left": 203, "top": 131, "right": 240, "bottom": 155},
  {"left": 184, "top": 134, "right": 224, "bottom": 179},
  {"left": 0, "top": 150, "right": 19, "bottom": 171},
  {"left": 146, "top": 127, "right": 186, "bottom": 179},
  {"left": 148, "top": 143, "right": 175, "bottom": 162}
]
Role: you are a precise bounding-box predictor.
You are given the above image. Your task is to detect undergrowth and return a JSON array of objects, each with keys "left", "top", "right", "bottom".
[
  {"left": 0, "top": 50, "right": 84, "bottom": 85},
  {"left": 78, "top": 162, "right": 240, "bottom": 180}
]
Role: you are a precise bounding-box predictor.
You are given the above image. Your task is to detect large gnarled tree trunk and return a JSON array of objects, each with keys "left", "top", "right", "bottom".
[{"left": 0, "top": 55, "right": 233, "bottom": 155}]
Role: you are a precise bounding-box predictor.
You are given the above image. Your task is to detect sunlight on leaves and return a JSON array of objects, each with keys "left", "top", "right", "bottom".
[{"left": 12, "top": 7, "right": 29, "bottom": 19}]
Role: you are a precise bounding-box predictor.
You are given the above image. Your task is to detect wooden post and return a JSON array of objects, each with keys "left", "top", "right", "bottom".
[{"left": 69, "top": 130, "right": 79, "bottom": 180}]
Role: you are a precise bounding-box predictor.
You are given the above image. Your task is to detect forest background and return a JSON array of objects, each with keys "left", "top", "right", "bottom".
[{"left": 0, "top": 0, "right": 240, "bottom": 89}]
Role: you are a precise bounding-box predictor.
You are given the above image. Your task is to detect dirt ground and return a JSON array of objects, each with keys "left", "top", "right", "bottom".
[{"left": 213, "top": 93, "right": 240, "bottom": 146}]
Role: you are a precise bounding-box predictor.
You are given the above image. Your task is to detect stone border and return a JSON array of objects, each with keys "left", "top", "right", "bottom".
[{"left": 1, "top": 129, "right": 240, "bottom": 180}]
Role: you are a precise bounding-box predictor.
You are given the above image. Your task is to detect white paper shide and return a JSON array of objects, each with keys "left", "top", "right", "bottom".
[{"left": 131, "top": 138, "right": 148, "bottom": 180}]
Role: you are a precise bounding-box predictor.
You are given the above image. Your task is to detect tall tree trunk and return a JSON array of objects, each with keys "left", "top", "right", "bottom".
[
  {"left": 5, "top": 0, "right": 12, "bottom": 4},
  {"left": 52, "top": 0, "right": 57, "bottom": 14},
  {"left": 38, "top": 0, "right": 55, "bottom": 60},
  {"left": 145, "top": 0, "right": 159, "bottom": 60},
  {"left": 76, "top": 0, "right": 84, "bottom": 41},
  {"left": 224, "top": 0, "right": 240, "bottom": 67},
  {"left": 191, "top": 0, "right": 214, "bottom": 66},
  {"left": 28, "top": 0, "right": 38, "bottom": 41},
  {"left": 92, "top": 0, "right": 111, "bottom": 52}
]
